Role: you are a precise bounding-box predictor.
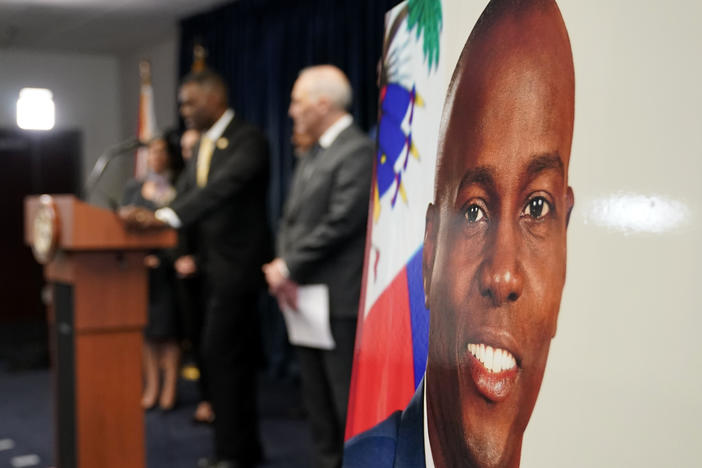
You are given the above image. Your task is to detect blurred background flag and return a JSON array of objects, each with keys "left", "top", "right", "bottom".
[{"left": 135, "top": 59, "right": 157, "bottom": 178}]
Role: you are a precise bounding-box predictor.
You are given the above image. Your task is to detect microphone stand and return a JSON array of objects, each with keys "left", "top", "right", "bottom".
[{"left": 83, "top": 138, "right": 145, "bottom": 202}]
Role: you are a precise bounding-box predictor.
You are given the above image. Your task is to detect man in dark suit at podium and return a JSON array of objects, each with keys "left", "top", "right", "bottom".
[
  {"left": 122, "top": 70, "right": 270, "bottom": 468},
  {"left": 263, "top": 65, "right": 373, "bottom": 468}
]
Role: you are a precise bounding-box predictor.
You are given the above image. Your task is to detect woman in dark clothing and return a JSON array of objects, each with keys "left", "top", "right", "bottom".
[{"left": 121, "top": 130, "right": 184, "bottom": 410}]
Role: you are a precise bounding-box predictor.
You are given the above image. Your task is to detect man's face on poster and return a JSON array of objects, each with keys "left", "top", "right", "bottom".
[{"left": 422, "top": 4, "right": 575, "bottom": 467}]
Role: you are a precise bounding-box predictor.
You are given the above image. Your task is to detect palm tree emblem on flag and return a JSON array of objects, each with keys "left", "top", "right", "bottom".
[{"left": 374, "top": 0, "right": 441, "bottom": 222}]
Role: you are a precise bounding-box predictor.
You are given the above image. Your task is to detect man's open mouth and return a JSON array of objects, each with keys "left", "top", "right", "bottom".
[
  {"left": 467, "top": 343, "right": 517, "bottom": 373},
  {"left": 466, "top": 343, "right": 519, "bottom": 402}
]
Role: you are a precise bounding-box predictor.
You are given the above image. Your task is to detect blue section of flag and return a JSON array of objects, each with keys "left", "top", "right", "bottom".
[
  {"left": 406, "top": 245, "right": 429, "bottom": 389},
  {"left": 381, "top": 83, "right": 412, "bottom": 121},
  {"left": 377, "top": 118, "right": 406, "bottom": 196},
  {"left": 376, "top": 83, "right": 418, "bottom": 203}
]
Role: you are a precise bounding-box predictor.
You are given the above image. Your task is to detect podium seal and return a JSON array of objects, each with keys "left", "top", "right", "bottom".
[{"left": 32, "top": 194, "right": 60, "bottom": 264}]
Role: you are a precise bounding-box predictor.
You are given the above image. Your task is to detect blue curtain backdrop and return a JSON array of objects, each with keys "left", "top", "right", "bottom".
[{"left": 179, "top": 0, "right": 400, "bottom": 227}]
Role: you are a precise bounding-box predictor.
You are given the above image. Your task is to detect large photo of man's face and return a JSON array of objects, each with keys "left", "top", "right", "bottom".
[{"left": 422, "top": 0, "right": 575, "bottom": 466}]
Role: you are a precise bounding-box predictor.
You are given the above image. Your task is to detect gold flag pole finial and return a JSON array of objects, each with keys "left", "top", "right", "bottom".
[
  {"left": 193, "top": 44, "right": 207, "bottom": 72},
  {"left": 139, "top": 59, "right": 152, "bottom": 85}
]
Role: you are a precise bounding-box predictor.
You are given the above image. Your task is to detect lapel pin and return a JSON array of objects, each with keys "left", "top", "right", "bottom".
[{"left": 216, "top": 137, "right": 229, "bottom": 150}]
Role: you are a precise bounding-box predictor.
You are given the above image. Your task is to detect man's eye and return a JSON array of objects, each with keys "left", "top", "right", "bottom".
[
  {"left": 522, "top": 197, "right": 550, "bottom": 220},
  {"left": 465, "top": 204, "right": 485, "bottom": 223}
]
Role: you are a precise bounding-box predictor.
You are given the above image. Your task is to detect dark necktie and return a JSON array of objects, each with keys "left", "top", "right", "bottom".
[{"left": 302, "top": 143, "right": 322, "bottom": 182}]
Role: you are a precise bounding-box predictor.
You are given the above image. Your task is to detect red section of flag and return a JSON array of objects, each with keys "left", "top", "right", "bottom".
[{"left": 345, "top": 268, "right": 415, "bottom": 440}]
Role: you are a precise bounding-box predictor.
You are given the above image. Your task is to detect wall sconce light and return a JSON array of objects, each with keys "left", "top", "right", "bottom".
[{"left": 17, "top": 88, "right": 55, "bottom": 131}]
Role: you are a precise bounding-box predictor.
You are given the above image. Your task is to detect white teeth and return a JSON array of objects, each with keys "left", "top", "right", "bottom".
[
  {"left": 501, "top": 350, "right": 509, "bottom": 371},
  {"left": 467, "top": 343, "right": 516, "bottom": 373}
]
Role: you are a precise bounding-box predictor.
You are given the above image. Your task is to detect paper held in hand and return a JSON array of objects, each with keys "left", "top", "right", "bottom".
[{"left": 281, "top": 284, "right": 336, "bottom": 350}]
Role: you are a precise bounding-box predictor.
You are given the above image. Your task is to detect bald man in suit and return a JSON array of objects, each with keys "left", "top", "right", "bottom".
[{"left": 264, "top": 65, "right": 373, "bottom": 468}]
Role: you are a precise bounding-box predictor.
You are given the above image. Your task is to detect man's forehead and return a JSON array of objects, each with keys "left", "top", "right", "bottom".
[
  {"left": 293, "top": 74, "right": 315, "bottom": 97},
  {"left": 435, "top": 16, "right": 574, "bottom": 201},
  {"left": 450, "top": 23, "right": 572, "bottom": 123},
  {"left": 180, "top": 82, "right": 200, "bottom": 97},
  {"left": 291, "top": 79, "right": 304, "bottom": 95},
  {"left": 436, "top": 99, "right": 571, "bottom": 201},
  {"left": 440, "top": 67, "right": 572, "bottom": 162}
]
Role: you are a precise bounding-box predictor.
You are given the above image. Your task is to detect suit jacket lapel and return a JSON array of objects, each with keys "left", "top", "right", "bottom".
[
  {"left": 394, "top": 379, "right": 426, "bottom": 468},
  {"left": 207, "top": 117, "right": 241, "bottom": 175},
  {"left": 292, "top": 124, "right": 357, "bottom": 206},
  {"left": 284, "top": 144, "right": 322, "bottom": 220},
  {"left": 284, "top": 125, "right": 359, "bottom": 221}
]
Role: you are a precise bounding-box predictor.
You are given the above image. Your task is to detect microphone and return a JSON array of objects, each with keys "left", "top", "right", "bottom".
[
  {"left": 105, "top": 137, "right": 145, "bottom": 154},
  {"left": 83, "top": 137, "right": 146, "bottom": 199}
]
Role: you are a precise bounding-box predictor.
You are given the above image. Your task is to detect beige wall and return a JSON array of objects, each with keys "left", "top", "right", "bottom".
[
  {"left": 0, "top": 30, "right": 178, "bottom": 206},
  {"left": 0, "top": 48, "right": 121, "bottom": 185},
  {"left": 525, "top": 1, "right": 701, "bottom": 466}
]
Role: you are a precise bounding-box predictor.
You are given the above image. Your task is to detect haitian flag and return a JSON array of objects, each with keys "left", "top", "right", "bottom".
[{"left": 345, "top": 0, "right": 446, "bottom": 439}]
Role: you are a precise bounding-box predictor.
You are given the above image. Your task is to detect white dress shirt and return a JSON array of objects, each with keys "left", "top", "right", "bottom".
[
  {"left": 155, "top": 109, "right": 235, "bottom": 228},
  {"left": 318, "top": 113, "right": 353, "bottom": 148}
]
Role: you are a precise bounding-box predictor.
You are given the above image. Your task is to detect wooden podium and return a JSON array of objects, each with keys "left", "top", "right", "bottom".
[{"left": 24, "top": 195, "right": 176, "bottom": 468}]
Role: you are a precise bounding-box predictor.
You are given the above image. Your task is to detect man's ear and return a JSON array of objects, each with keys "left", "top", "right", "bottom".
[
  {"left": 556, "top": 185, "right": 575, "bottom": 338},
  {"left": 565, "top": 186, "right": 575, "bottom": 227},
  {"left": 316, "top": 96, "right": 332, "bottom": 115},
  {"left": 423, "top": 203, "right": 438, "bottom": 309}
]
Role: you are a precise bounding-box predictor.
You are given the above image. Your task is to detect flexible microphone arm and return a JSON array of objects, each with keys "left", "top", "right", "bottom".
[{"left": 83, "top": 137, "right": 145, "bottom": 199}]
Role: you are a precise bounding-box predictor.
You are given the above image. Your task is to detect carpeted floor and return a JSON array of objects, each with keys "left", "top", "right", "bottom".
[{"left": 0, "top": 361, "right": 313, "bottom": 468}]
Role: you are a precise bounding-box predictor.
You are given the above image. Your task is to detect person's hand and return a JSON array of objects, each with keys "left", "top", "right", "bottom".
[
  {"left": 262, "top": 258, "right": 288, "bottom": 294},
  {"left": 144, "top": 254, "right": 160, "bottom": 269},
  {"left": 118, "top": 205, "right": 166, "bottom": 230},
  {"left": 117, "top": 205, "right": 139, "bottom": 224},
  {"left": 175, "top": 255, "right": 197, "bottom": 277},
  {"left": 276, "top": 279, "right": 298, "bottom": 311},
  {"left": 141, "top": 181, "right": 157, "bottom": 201},
  {"left": 263, "top": 258, "right": 299, "bottom": 310}
]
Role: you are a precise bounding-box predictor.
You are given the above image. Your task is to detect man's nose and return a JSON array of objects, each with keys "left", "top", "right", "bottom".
[{"left": 478, "top": 221, "right": 524, "bottom": 307}]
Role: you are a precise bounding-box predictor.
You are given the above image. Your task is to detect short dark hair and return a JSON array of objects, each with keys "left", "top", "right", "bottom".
[
  {"left": 150, "top": 128, "right": 185, "bottom": 181},
  {"left": 180, "top": 69, "right": 229, "bottom": 105}
]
